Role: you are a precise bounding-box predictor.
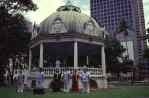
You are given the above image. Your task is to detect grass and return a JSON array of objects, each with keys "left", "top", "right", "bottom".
[{"left": 0, "top": 86, "right": 149, "bottom": 98}]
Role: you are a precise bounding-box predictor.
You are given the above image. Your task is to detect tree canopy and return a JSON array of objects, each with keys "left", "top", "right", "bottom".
[
  {"left": 105, "top": 36, "right": 126, "bottom": 73},
  {"left": 0, "top": 0, "right": 37, "bottom": 14},
  {"left": 0, "top": 0, "right": 37, "bottom": 65},
  {"left": 105, "top": 35, "right": 134, "bottom": 74},
  {"left": 116, "top": 17, "right": 128, "bottom": 36},
  {"left": 144, "top": 48, "right": 149, "bottom": 59}
]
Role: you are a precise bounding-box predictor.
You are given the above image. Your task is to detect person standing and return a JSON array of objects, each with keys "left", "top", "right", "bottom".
[
  {"left": 16, "top": 70, "right": 24, "bottom": 93},
  {"left": 63, "top": 70, "right": 70, "bottom": 92},
  {"left": 72, "top": 70, "right": 80, "bottom": 92},
  {"left": 51, "top": 69, "right": 62, "bottom": 92},
  {"left": 35, "top": 68, "right": 44, "bottom": 95},
  {"left": 36, "top": 68, "right": 44, "bottom": 89},
  {"left": 23, "top": 69, "right": 30, "bottom": 88},
  {"left": 4, "top": 68, "right": 9, "bottom": 86},
  {"left": 13, "top": 70, "right": 18, "bottom": 88},
  {"left": 9, "top": 58, "right": 14, "bottom": 85},
  {"left": 81, "top": 70, "right": 90, "bottom": 93}
]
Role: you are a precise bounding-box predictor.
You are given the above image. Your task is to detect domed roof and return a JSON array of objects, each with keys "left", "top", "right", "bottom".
[{"left": 39, "top": 3, "right": 105, "bottom": 37}]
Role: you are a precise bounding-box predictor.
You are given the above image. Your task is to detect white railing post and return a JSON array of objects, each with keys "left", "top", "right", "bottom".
[{"left": 42, "top": 67, "right": 103, "bottom": 78}]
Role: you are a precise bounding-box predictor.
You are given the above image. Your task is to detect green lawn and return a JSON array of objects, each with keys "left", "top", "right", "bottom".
[{"left": 0, "top": 86, "right": 149, "bottom": 98}]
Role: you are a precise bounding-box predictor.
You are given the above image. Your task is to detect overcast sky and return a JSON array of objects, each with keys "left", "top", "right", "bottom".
[{"left": 25, "top": 0, "right": 149, "bottom": 28}]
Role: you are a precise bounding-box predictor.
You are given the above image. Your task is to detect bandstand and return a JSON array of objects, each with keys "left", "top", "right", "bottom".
[{"left": 29, "top": 2, "right": 108, "bottom": 89}]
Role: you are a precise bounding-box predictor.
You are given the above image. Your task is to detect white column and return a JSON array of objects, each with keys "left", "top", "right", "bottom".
[
  {"left": 86, "top": 56, "right": 89, "bottom": 65},
  {"left": 29, "top": 48, "right": 32, "bottom": 71},
  {"left": 74, "top": 41, "right": 78, "bottom": 68},
  {"left": 101, "top": 46, "right": 107, "bottom": 88},
  {"left": 39, "top": 42, "right": 44, "bottom": 68}
]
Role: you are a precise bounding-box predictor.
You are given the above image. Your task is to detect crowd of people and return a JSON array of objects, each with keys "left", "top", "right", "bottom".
[
  {"left": 0, "top": 56, "right": 94, "bottom": 96},
  {"left": 3, "top": 68, "right": 30, "bottom": 93},
  {"left": 1, "top": 66, "right": 91, "bottom": 95},
  {"left": 50, "top": 68, "right": 90, "bottom": 93}
]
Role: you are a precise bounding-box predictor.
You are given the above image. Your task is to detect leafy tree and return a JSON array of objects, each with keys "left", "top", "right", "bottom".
[
  {"left": 0, "top": 0, "right": 37, "bottom": 65},
  {"left": 0, "top": 0, "right": 37, "bottom": 13},
  {"left": 117, "top": 17, "right": 128, "bottom": 36},
  {"left": 105, "top": 36, "right": 126, "bottom": 73},
  {"left": 105, "top": 36, "right": 134, "bottom": 80},
  {"left": 144, "top": 48, "right": 149, "bottom": 59},
  {"left": 144, "top": 27, "right": 149, "bottom": 59},
  {"left": 121, "top": 59, "right": 133, "bottom": 73}
]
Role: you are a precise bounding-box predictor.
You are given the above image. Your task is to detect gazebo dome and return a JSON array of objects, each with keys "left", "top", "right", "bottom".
[
  {"left": 39, "top": 3, "right": 105, "bottom": 37},
  {"left": 29, "top": 2, "right": 107, "bottom": 89}
]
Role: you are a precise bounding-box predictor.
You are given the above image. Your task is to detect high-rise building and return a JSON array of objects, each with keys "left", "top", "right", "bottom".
[{"left": 91, "top": 0, "right": 146, "bottom": 65}]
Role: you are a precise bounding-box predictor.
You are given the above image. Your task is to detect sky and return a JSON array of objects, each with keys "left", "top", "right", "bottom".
[
  {"left": 25, "top": 0, "right": 90, "bottom": 24},
  {"left": 25, "top": 0, "right": 149, "bottom": 28},
  {"left": 143, "top": 0, "right": 149, "bottom": 27}
]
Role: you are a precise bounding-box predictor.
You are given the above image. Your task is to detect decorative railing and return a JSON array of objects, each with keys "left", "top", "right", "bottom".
[{"left": 41, "top": 67, "right": 103, "bottom": 78}]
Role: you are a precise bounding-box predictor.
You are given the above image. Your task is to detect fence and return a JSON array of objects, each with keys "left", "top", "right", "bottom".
[{"left": 41, "top": 67, "right": 103, "bottom": 79}]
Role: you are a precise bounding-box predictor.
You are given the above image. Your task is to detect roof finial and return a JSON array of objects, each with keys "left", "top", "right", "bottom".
[
  {"left": 57, "top": 0, "right": 81, "bottom": 13},
  {"left": 66, "top": 0, "right": 73, "bottom": 6}
]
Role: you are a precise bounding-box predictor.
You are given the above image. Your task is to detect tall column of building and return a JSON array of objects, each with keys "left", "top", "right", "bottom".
[
  {"left": 135, "top": 0, "right": 146, "bottom": 64},
  {"left": 90, "top": 0, "right": 146, "bottom": 65}
]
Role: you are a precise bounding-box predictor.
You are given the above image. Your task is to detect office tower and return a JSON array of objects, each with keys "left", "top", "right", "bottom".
[{"left": 91, "top": 0, "right": 146, "bottom": 65}]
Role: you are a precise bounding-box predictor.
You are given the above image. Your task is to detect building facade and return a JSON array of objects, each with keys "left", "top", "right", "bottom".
[{"left": 90, "top": 0, "right": 146, "bottom": 65}]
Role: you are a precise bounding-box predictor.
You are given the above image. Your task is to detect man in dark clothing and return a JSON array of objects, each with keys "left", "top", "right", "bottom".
[{"left": 51, "top": 70, "right": 62, "bottom": 92}]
